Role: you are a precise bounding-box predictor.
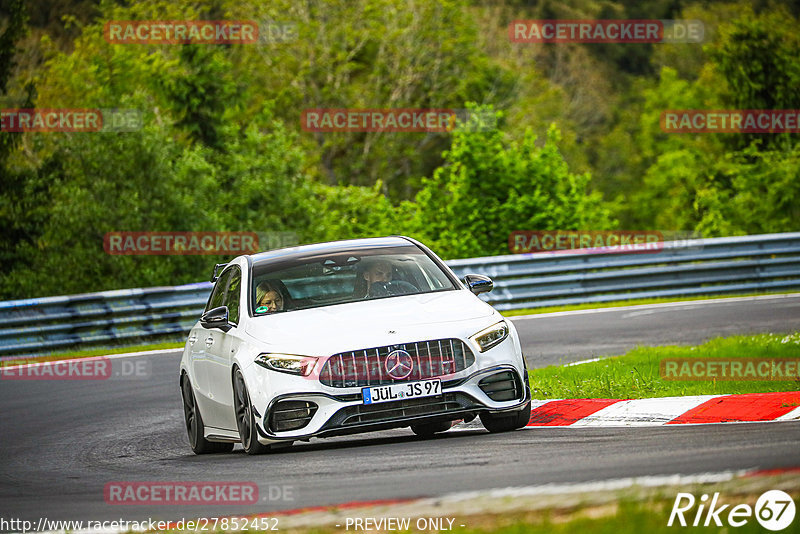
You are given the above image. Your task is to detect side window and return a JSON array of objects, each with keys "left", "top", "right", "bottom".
[
  {"left": 205, "top": 268, "right": 233, "bottom": 313},
  {"left": 224, "top": 267, "right": 242, "bottom": 324}
]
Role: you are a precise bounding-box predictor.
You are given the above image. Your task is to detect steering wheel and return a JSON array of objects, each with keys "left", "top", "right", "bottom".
[{"left": 368, "top": 280, "right": 418, "bottom": 297}]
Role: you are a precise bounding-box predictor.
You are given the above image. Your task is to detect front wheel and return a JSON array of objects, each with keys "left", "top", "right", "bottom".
[
  {"left": 233, "top": 368, "right": 270, "bottom": 455},
  {"left": 181, "top": 375, "right": 234, "bottom": 454},
  {"left": 479, "top": 402, "right": 532, "bottom": 433}
]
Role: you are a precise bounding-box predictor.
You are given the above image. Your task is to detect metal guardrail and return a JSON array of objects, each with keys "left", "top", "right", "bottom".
[
  {"left": 0, "top": 283, "right": 213, "bottom": 358},
  {"left": 447, "top": 232, "right": 800, "bottom": 310},
  {"left": 1, "top": 232, "right": 799, "bottom": 357}
]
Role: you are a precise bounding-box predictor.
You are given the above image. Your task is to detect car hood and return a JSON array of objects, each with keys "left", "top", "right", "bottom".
[{"left": 244, "top": 289, "right": 497, "bottom": 355}]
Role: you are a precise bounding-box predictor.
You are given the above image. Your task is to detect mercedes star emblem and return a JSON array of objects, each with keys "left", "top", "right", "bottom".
[{"left": 385, "top": 349, "right": 414, "bottom": 380}]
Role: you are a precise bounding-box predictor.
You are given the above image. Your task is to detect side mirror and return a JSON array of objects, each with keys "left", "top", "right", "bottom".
[
  {"left": 201, "top": 305, "right": 231, "bottom": 332},
  {"left": 464, "top": 274, "right": 493, "bottom": 295},
  {"left": 210, "top": 263, "right": 228, "bottom": 282}
]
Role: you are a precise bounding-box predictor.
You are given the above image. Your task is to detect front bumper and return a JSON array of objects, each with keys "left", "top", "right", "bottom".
[{"left": 254, "top": 364, "right": 531, "bottom": 442}]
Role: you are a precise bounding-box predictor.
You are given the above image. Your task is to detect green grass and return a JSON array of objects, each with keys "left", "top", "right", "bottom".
[
  {"left": 447, "top": 499, "right": 782, "bottom": 534},
  {"left": 528, "top": 332, "right": 800, "bottom": 399},
  {"left": 501, "top": 289, "right": 799, "bottom": 317},
  {"left": 271, "top": 488, "right": 798, "bottom": 534}
]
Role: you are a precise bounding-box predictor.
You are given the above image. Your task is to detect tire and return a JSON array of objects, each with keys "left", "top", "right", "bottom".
[
  {"left": 233, "top": 368, "right": 270, "bottom": 455},
  {"left": 181, "top": 375, "right": 234, "bottom": 454},
  {"left": 411, "top": 420, "right": 453, "bottom": 437},
  {"left": 479, "top": 402, "right": 532, "bottom": 433}
]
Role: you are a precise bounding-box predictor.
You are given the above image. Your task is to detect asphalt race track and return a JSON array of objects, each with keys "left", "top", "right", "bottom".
[{"left": 1, "top": 295, "right": 799, "bottom": 524}]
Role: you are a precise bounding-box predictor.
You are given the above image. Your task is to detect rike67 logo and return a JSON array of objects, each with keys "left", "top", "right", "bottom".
[{"left": 669, "top": 490, "right": 796, "bottom": 531}]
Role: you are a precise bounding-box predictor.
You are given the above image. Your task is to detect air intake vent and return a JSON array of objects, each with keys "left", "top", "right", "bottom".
[
  {"left": 478, "top": 371, "right": 522, "bottom": 402},
  {"left": 268, "top": 400, "right": 318, "bottom": 432}
]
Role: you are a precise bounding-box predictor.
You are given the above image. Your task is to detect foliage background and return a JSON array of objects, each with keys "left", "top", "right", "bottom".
[{"left": 1, "top": 0, "right": 798, "bottom": 298}]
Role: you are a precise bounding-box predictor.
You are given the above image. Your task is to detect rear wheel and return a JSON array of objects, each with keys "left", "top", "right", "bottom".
[
  {"left": 411, "top": 420, "right": 454, "bottom": 437},
  {"left": 480, "top": 402, "right": 532, "bottom": 433},
  {"left": 181, "top": 375, "right": 234, "bottom": 454},
  {"left": 233, "top": 368, "right": 270, "bottom": 455}
]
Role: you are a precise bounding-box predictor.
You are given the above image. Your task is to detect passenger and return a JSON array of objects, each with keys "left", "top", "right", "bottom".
[{"left": 255, "top": 280, "right": 287, "bottom": 312}]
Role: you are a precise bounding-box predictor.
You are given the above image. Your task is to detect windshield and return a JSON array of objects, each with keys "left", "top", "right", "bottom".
[{"left": 250, "top": 244, "right": 456, "bottom": 315}]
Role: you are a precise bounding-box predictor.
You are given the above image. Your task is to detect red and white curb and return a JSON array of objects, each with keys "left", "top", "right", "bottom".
[{"left": 452, "top": 391, "right": 800, "bottom": 430}]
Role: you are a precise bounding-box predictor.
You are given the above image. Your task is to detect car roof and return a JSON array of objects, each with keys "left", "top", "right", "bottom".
[{"left": 249, "top": 236, "right": 416, "bottom": 265}]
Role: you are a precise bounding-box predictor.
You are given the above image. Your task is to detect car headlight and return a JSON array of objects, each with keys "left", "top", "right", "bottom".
[
  {"left": 469, "top": 321, "right": 509, "bottom": 352},
  {"left": 255, "top": 354, "right": 318, "bottom": 376}
]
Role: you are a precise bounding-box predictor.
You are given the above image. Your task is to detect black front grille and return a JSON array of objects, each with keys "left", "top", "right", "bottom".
[
  {"left": 320, "top": 339, "right": 475, "bottom": 388},
  {"left": 478, "top": 371, "right": 523, "bottom": 401},
  {"left": 326, "top": 392, "right": 478, "bottom": 426},
  {"left": 268, "top": 400, "right": 318, "bottom": 432}
]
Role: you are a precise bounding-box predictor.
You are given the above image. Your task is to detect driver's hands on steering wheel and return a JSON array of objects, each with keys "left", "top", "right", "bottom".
[{"left": 368, "top": 280, "right": 417, "bottom": 297}]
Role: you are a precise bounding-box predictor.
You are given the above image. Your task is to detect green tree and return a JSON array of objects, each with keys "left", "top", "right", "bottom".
[
  {"left": 1, "top": 121, "right": 220, "bottom": 297},
  {"left": 710, "top": 4, "right": 800, "bottom": 151},
  {"left": 234, "top": 0, "right": 513, "bottom": 197},
  {"left": 695, "top": 144, "right": 800, "bottom": 236},
  {"left": 408, "top": 109, "right": 613, "bottom": 259},
  {"left": 632, "top": 6, "right": 800, "bottom": 235},
  {"left": 307, "top": 181, "right": 401, "bottom": 243},
  {"left": 0, "top": 0, "right": 37, "bottom": 293}
]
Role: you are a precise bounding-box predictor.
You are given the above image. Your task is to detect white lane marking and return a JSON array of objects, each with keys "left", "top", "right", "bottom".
[
  {"left": 85, "top": 348, "right": 182, "bottom": 360},
  {"left": 509, "top": 293, "right": 800, "bottom": 321},
  {"left": 565, "top": 357, "right": 600, "bottom": 367},
  {"left": 622, "top": 310, "right": 657, "bottom": 318},
  {"left": 776, "top": 406, "right": 800, "bottom": 421},
  {"left": 0, "top": 348, "right": 181, "bottom": 371},
  {"left": 438, "top": 470, "right": 748, "bottom": 501},
  {"left": 569, "top": 395, "right": 718, "bottom": 427}
]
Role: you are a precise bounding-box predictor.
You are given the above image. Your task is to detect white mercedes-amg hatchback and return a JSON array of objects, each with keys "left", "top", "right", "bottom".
[{"left": 179, "top": 236, "right": 531, "bottom": 454}]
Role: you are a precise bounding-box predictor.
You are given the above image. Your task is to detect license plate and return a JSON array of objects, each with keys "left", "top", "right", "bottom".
[{"left": 362, "top": 379, "right": 441, "bottom": 405}]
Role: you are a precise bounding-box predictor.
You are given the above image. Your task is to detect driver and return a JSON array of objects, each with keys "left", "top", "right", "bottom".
[
  {"left": 363, "top": 259, "right": 393, "bottom": 295},
  {"left": 363, "top": 259, "right": 392, "bottom": 298},
  {"left": 359, "top": 258, "right": 417, "bottom": 298}
]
